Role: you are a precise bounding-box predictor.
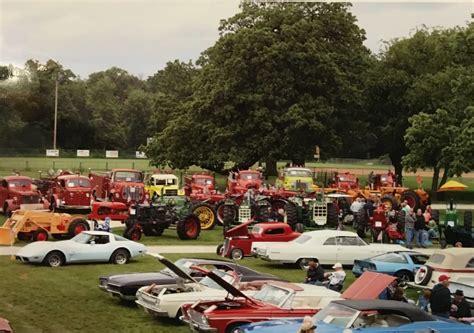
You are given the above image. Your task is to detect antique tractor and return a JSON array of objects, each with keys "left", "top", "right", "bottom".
[
  {"left": 122, "top": 196, "right": 202, "bottom": 241},
  {"left": 433, "top": 200, "right": 473, "bottom": 248}
]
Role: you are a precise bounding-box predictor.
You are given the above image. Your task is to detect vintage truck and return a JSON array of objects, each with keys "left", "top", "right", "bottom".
[
  {"left": 145, "top": 173, "right": 182, "bottom": 197},
  {"left": 227, "top": 169, "right": 264, "bottom": 195},
  {"left": 89, "top": 169, "right": 145, "bottom": 205},
  {"left": 0, "top": 175, "right": 46, "bottom": 216}
]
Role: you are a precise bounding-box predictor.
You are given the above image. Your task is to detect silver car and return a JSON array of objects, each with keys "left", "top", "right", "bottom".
[{"left": 15, "top": 231, "right": 147, "bottom": 267}]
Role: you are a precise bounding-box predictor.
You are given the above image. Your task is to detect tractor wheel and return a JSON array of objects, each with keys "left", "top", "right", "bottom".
[
  {"left": 431, "top": 209, "right": 440, "bottom": 223},
  {"left": 177, "top": 214, "right": 201, "bottom": 240},
  {"left": 124, "top": 226, "right": 142, "bottom": 241},
  {"left": 110, "top": 248, "right": 130, "bottom": 265},
  {"left": 215, "top": 202, "right": 226, "bottom": 226},
  {"left": 381, "top": 194, "right": 398, "bottom": 211},
  {"left": 17, "top": 232, "right": 31, "bottom": 241},
  {"left": 230, "top": 248, "right": 244, "bottom": 260},
  {"left": 326, "top": 203, "right": 339, "bottom": 227},
  {"left": 44, "top": 251, "right": 65, "bottom": 267},
  {"left": 32, "top": 229, "right": 49, "bottom": 242},
  {"left": 295, "top": 223, "right": 305, "bottom": 233},
  {"left": 285, "top": 203, "right": 298, "bottom": 230},
  {"left": 463, "top": 211, "right": 472, "bottom": 231},
  {"left": 355, "top": 208, "right": 368, "bottom": 228},
  {"left": 151, "top": 226, "right": 164, "bottom": 236},
  {"left": 67, "top": 218, "right": 90, "bottom": 238},
  {"left": 223, "top": 204, "right": 236, "bottom": 228},
  {"left": 400, "top": 190, "right": 421, "bottom": 211},
  {"left": 270, "top": 199, "right": 287, "bottom": 215},
  {"left": 256, "top": 201, "right": 271, "bottom": 222},
  {"left": 216, "top": 244, "right": 224, "bottom": 255},
  {"left": 192, "top": 203, "right": 217, "bottom": 230}
]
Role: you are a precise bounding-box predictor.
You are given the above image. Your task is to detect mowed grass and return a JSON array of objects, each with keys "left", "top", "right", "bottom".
[{"left": 0, "top": 253, "right": 359, "bottom": 333}]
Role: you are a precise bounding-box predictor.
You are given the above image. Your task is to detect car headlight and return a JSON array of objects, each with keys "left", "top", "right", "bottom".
[{"left": 201, "top": 315, "right": 208, "bottom": 326}]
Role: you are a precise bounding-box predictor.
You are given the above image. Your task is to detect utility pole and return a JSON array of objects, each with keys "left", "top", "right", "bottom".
[{"left": 53, "top": 76, "right": 58, "bottom": 150}]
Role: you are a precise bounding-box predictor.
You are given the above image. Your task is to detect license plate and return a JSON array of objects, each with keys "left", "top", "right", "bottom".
[{"left": 375, "top": 221, "right": 382, "bottom": 227}]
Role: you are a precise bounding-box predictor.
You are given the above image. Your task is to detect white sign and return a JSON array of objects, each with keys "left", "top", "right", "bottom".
[
  {"left": 46, "top": 149, "right": 59, "bottom": 157},
  {"left": 136, "top": 151, "right": 147, "bottom": 159},
  {"left": 106, "top": 150, "right": 119, "bottom": 158},
  {"left": 147, "top": 137, "right": 154, "bottom": 145},
  {"left": 77, "top": 149, "right": 90, "bottom": 157}
]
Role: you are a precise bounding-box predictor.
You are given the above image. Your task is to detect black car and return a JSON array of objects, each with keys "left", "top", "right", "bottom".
[{"left": 98, "top": 255, "right": 285, "bottom": 300}]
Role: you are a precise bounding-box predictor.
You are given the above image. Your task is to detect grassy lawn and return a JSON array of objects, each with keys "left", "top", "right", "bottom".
[{"left": 0, "top": 253, "right": 363, "bottom": 333}]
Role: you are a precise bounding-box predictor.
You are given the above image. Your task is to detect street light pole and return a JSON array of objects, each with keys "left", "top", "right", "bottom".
[{"left": 53, "top": 75, "right": 59, "bottom": 150}]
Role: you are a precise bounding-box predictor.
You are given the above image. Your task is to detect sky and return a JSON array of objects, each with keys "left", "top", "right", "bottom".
[{"left": 1, "top": 0, "right": 472, "bottom": 79}]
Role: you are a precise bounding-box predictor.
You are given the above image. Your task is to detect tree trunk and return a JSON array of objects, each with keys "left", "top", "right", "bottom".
[
  {"left": 439, "top": 167, "right": 450, "bottom": 187},
  {"left": 431, "top": 166, "right": 440, "bottom": 199},
  {"left": 264, "top": 158, "right": 278, "bottom": 178}
]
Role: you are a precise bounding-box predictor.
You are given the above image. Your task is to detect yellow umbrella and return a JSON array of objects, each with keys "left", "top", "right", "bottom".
[{"left": 437, "top": 180, "right": 468, "bottom": 192}]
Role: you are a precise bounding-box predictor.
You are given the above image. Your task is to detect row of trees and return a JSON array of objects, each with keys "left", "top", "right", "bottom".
[{"left": 0, "top": 2, "right": 472, "bottom": 189}]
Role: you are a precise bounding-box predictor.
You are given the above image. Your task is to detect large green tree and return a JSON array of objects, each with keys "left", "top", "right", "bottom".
[{"left": 146, "top": 2, "right": 371, "bottom": 173}]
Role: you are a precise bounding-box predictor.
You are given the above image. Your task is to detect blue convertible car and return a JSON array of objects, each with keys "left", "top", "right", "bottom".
[
  {"left": 237, "top": 299, "right": 473, "bottom": 333},
  {"left": 352, "top": 251, "right": 429, "bottom": 282}
]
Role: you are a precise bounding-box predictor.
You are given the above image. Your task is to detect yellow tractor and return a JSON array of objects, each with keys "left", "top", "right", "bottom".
[{"left": 0, "top": 210, "right": 89, "bottom": 245}]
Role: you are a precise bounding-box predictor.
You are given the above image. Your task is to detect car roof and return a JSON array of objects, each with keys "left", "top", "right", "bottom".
[
  {"left": 285, "top": 167, "right": 312, "bottom": 172},
  {"left": 304, "top": 230, "right": 359, "bottom": 238},
  {"left": 58, "top": 174, "right": 89, "bottom": 179},
  {"left": 331, "top": 299, "right": 435, "bottom": 322},
  {"left": 112, "top": 169, "right": 142, "bottom": 173},
  {"left": 3, "top": 176, "right": 31, "bottom": 181},
  {"left": 83, "top": 231, "right": 114, "bottom": 236},
  {"left": 428, "top": 248, "right": 474, "bottom": 269},
  {"left": 152, "top": 174, "right": 178, "bottom": 179}
]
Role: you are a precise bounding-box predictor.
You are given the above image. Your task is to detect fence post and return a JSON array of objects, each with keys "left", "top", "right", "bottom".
[
  {"left": 132, "top": 162, "right": 135, "bottom": 170},
  {"left": 105, "top": 162, "right": 108, "bottom": 171},
  {"left": 53, "top": 161, "right": 56, "bottom": 170},
  {"left": 79, "top": 161, "right": 82, "bottom": 174}
]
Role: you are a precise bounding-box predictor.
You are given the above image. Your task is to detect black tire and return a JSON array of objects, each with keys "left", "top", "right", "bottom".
[
  {"left": 151, "top": 226, "right": 164, "bottom": 236},
  {"left": 295, "top": 223, "right": 305, "bottom": 233},
  {"left": 216, "top": 244, "right": 224, "bottom": 255},
  {"left": 414, "top": 265, "right": 432, "bottom": 285},
  {"left": 223, "top": 204, "right": 237, "bottom": 227},
  {"left": 400, "top": 190, "right": 421, "bottom": 211},
  {"left": 17, "top": 232, "right": 31, "bottom": 241},
  {"left": 256, "top": 201, "right": 271, "bottom": 222},
  {"left": 192, "top": 202, "right": 217, "bottom": 230},
  {"left": 381, "top": 194, "right": 398, "bottom": 210},
  {"left": 230, "top": 248, "right": 244, "bottom": 260},
  {"left": 226, "top": 323, "right": 248, "bottom": 333},
  {"left": 110, "top": 248, "right": 130, "bottom": 265},
  {"left": 124, "top": 226, "right": 142, "bottom": 241},
  {"left": 355, "top": 208, "right": 368, "bottom": 227},
  {"left": 297, "top": 257, "right": 317, "bottom": 270},
  {"left": 270, "top": 199, "right": 287, "bottom": 214},
  {"left": 215, "top": 202, "right": 226, "bottom": 226},
  {"left": 32, "top": 229, "right": 49, "bottom": 242},
  {"left": 44, "top": 251, "right": 65, "bottom": 267},
  {"left": 67, "top": 218, "right": 90, "bottom": 238},
  {"left": 431, "top": 209, "right": 440, "bottom": 223},
  {"left": 395, "top": 270, "right": 413, "bottom": 284},
  {"left": 285, "top": 203, "right": 298, "bottom": 229},
  {"left": 177, "top": 214, "right": 201, "bottom": 240},
  {"left": 464, "top": 211, "right": 472, "bottom": 231},
  {"left": 327, "top": 203, "right": 339, "bottom": 226}
]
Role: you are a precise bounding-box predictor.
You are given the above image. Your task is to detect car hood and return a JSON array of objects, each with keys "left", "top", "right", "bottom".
[
  {"left": 239, "top": 318, "right": 302, "bottom": 333},
  {"left": 203, "top": 270, "right": 254, "bottom": 302},
  {"left": 342, "top": 271, "right": 396, "bottom": 300},
  {"left": 104, "top": 272, "right": 178, "bottom": 286},
  {"left": 149, "top": 253, "right": 197, "bottom": 283}
]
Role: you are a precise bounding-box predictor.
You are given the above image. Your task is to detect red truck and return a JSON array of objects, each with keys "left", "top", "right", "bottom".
[
  {"left": 227, "top": 170, "right": 263, "bottom": 195},
  {"left": 89, "top": 169, "right": 145, "bottom": 205},
  {"left": 0, "top": 175, "right": 46, "bottom": 216}
]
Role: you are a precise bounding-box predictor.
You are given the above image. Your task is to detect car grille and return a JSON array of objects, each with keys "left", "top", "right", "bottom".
[
  {"left": 106, "top": 283, "right": 122, "bottom": 293},
  {"left": 21, "top": 194, "right": 40, "bottom": 204},
  {"left": 188, "top": 309, "right": 207, "bottom": 326},
  {"left": 122, "top": 186, "right": 144, "bottom": 201},
  {"left": 165, "top": 189, "right": 178, "bottom": 196},
  {"left": 137, "top": 290, "right": 159, "bottom": 307}
]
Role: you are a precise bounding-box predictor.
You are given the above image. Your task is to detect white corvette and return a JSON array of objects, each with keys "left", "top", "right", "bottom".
[
  {"left": 15, "top": 231, "right": 146, "bottom": 267},
  {"left": 252, "top": 230, "right": 406, "bottom": 269}
]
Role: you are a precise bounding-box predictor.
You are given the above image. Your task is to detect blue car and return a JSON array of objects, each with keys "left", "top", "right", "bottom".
[
  {"left": 352, "top": 251, "right": 429, "bottom": 282},
  {"left": 237, "top": 299, "right": 473, "bottom": 333}
]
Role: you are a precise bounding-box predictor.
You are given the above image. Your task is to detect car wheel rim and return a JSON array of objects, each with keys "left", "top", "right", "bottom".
[
  {"left": 185, "top": 218, "right": 198, "bottom": 238},
  {"left": 49, "top": 255, "right": 61, "bottom": 267},
  {"left": 115, "top": 253, "right": 126, "bottom": 264},
  {"left": 232, "top": 250, "right": 243, "bottom": 260}
]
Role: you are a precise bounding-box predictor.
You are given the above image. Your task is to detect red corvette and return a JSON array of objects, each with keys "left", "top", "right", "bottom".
[
  {"left": 181, "top": 271, "right": 396, "bottom": 333},
  {"left": 218, "top": 222, "right": 300, "bottom": 260}
]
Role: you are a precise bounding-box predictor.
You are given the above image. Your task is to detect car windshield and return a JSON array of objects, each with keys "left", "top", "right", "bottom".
[
  {"left": 286, "top": 169, "right": 312, "bottom": 177},
  {"left": 200, "top": 270, "right": 235, "bottom": 290},
  {"left": 66, "top": 178, "right": 91, "bottom": 188},
  {"left": 253, "top": 285, "right": 291, "bottom": 306},
  {"left": 161, "top": 259, "right": 194, "bottom": 277},
  {"left": 427, "top": 253, "right": 446, "bottom": 265},
  {"left": 370, "top": 252, "right": 407, "bottom": 263},
  {"left": 292, "top": 234, "right": 311, "bottom": 244},
  {"left": 8, "top": 179, "right": 31, "bottom": 189},
  {"left": 113, "top": 171, "right": 143, "bottom": 182},
  {"left": 71, "top": 232, "right": 93, "bottom": 244},
  {"left": 251, "top": 225, "right": 263, "bottom": 234},
  {"left": 314, "top": 303, "right": 359, "bottom": 328},
  {"left": 195, "top": 178, "right": 213, "bottom": 185},
  {"left": 241, "top": 172, "right": 259, "bottom": 180}
]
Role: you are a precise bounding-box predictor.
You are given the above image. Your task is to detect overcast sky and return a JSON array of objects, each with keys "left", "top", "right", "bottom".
[{"left": 1, "top": 1, "right": 472, "bottom": 78}]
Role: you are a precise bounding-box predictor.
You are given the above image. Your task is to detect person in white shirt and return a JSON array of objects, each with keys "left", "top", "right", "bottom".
[
  {"left": 323, "top": 263, "right": 346, "bottom": 292},
  {"left": 350, "top": 198, "right": 363, "bottom": 214}
]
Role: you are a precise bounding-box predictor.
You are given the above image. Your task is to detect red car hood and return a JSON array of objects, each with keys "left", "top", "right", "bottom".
[{"left": 342, "top": 271, "right": 396, "bottom": 300}]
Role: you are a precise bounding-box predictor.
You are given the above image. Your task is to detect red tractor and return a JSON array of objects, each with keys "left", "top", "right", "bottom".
[
  {"left": 89, "top": 169, "right": 145, "bottom": 205},
  {"left": 227, "top": 169, "right": 263, "bottom": 195},
  {"left": 0, "top": 175, "right": 46, "bottom": 216}
]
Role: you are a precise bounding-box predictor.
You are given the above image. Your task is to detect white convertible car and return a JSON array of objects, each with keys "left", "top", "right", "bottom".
[
  {"left": 252, "top": 230, "right": 406, "bottom": 269},
  {"left": 15, "top": 231, "right": 146, "bottom": 267}
]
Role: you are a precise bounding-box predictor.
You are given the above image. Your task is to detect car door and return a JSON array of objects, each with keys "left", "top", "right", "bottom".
[
  {"left": 72, "top": 235, "right": 114, "bottom": 262},
  {"left": 336, "top": 236, "right": 371, "bottom": 264},
  {"left": 318, "top": 236, "right": 339, "bottom": 264}
]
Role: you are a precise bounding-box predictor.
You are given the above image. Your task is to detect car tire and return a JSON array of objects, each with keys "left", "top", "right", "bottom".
[
  {"left": 226, "top": 322, "right": 248, "bottom": 333},
  {"left": 216, "top": 244, "right": 224, "bottom": 255},
  {"left": 414, "top": 265, "right": 432, "bottom": 285},
  {"left": 44, "top": 251, "right": 65, "bottom": 267},
  {"left": 32, "top": 229, "right": 49, "bottom": 242},
  {"left": 230, "top": 248, "right": 244, "bottom": 260},
  {"left": 297, "top": 257, "right": 317, "bottom": 270},
  {"left": 395, "top": 270, "right": 413, "bottom": 285},
  {"left": 110, "top": 248, "right": 130, "bottom": 265}
]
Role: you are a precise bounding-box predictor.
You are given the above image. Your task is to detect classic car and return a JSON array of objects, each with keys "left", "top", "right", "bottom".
[
  {"left": 352, "top": 251, "right": 429, "bottom": 282},
  {"left": 218, "top": 222, "right": 300, "bottom": 260},
  {"left": 99, "top": 256, "right": 284, "bottom": 301},
  {"left": 180, "top": 271, "right": 395, "bottom": 333},
  {"left": 236, "top": 299, "right": 474, "bottom": 333},
  {"left": 252, "top": 230, "right": 406, "bottom": 269},
  {"left": 15, "top": 231, "right": 146, "bottom": 267},
  {"left": 136, "top": 265, "right": 274, "bottom": 320}
]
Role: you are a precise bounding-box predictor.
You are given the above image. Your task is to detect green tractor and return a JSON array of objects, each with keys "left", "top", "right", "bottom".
[
  {"left": 433, "top": 199, "right": 473, "bottom": 248},
  {"left": 284, "top": 192, "right": 339, "bottom": 233},
  {"left": 221, "top": 192, "right": 272, "bottom": 232}
]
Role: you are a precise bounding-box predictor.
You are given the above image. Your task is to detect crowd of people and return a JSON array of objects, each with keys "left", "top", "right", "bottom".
[{"left": 304, "top": 259, "right": 346, "bottom": 292}]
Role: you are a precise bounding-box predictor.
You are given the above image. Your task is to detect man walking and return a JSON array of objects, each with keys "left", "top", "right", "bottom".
[
  {"left": 430, "top": 275, "right": 452, "bottom": 318},
  {"left": 405, "top": 208, "right": 416, "bottom": 249}
]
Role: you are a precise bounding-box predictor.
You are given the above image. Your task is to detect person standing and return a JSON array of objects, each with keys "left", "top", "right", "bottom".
[
  {"left": 450, "top": 290, "right": 471, "bottom": 319},
  {"left": 305, "top": 260, "right": 324, "bottom": 285},
  {"left": 430, "top": 275, "right": 452, "bottom": 318},
  {"left": 414, "top": 208, "right": 426, "bottom": 248},
  {"left": 368, "top": 171, "right": 375, "bottom": 190},
  {"left": 405, "top": 208, "right": 416, "bottom": 249}
]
